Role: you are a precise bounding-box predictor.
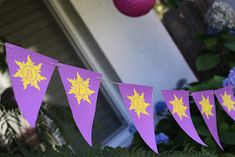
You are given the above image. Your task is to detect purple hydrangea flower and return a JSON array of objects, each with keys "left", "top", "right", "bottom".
[
  {"left": 223, "top": 67, "right": 235, "bottom": 87},
  {"left": 129, "top": 123, "right": 137, "bottom": 134},
  {"left": 155, "top": 133, "right": 169, "bottom": 144},
  {"left": 155, "top": 101, "right": 167, "bottom": 115}
]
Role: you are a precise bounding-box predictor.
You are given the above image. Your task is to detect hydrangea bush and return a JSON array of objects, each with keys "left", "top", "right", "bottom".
[
  {"left": 223, "top": 67, "right": 235, "bottom": 87},
  {"left": 205, "top": 1, "right": 235, "bottom": 35}
]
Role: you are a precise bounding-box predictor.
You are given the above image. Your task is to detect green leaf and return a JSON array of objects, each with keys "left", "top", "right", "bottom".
[
  {"left": 220, "top": 131, "right": 235, "bottom": 145},
  {"left": 229, "top": 62, "right": 235, "bottom": 68},
  {"left": 196, "top": 126, "right": 209, "bottom": 137},
  {"left": 204, "top": 38, "right": 217, "bottom": 48},
  {"left": 207, "top": 75, "right": 224, "bottom": 89},
  {"left": 224, "top": 41, "right": 235, "bottom": 51},
  {"left": 204, "top": 136, "right": 217, "bottom": 150},
  {"left": 192, "top": 117, "right": 209, "bottom": 136},
  {"left": 189, "top": 83, "right": 212, "bottom": 92},
  {"left": 221, "top": 33, "right": 235, "bottom": 41},
  {"left": 220, "top": 153, "right": 235, "bottom": 157},
  {"left": 231, "top": 124, "right": 235, "bottom": 132},
  {"left": 219, "top": 123, "right": 230, "bottom": 133},
  {"left": 189, "top": 75, "right": 224, "bottom": 92},
  {"left": 196, "top": 54, "right": 220, "bottom": 71}
]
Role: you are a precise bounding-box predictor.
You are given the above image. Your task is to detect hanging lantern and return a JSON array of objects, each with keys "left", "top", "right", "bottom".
[{"left": 113, "top": 0, "right": 156, "bottom": 17}]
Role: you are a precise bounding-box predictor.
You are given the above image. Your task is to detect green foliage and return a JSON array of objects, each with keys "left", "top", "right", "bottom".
[
  {"left": 154, "top": 0, "right": 185, "bottom": 18},
  {"left": 204, "top": 38, "right": 217, "bottom": 48},
  {"left": 196, "top": 54, "right": 220, "bottom": 71},
  {"left": 195, "top": 33, "right": 235, "bottom": 73},
  {"left": 0, "top": 94, "right": 220, "bottom": 157},
  {"left": 224, "top": 41, "right": 235, "bottom": 52},
  {"left": 133, "top": 31, "right": 235, "bottom": 156},
  {"left": 192, "top": 32, "right": 235, "bottom": 154},
  {"left": 189, "top": 76, "right": 224, "bottom": 92},
  {"left": 0, "top": 146, "right": 219, "bottom": 157},
  {"left": 160, "top": 0, "right": 185, "bottom": 9}
]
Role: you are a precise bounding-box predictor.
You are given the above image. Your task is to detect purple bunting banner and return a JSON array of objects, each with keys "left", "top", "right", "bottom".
[
  {"left": 58, "top": 63, "right": 102, "bottom": 146},
  {"left": 192, "top": 90, "right": 223, "bottom": 149},
  {"left": 5, "top": 42, "right": 235, "bottom": 153},
  {"left": 6, "top": 43, "right": 58, "bottom": 127},
  {"left": 118, "top": 83, "right": 158, "bottom": 153},
  {"left": 162, "top": 90, "right": 206, "bottom": 146},
  {"left": 215, "top": 86, "right": 235, "bottom": 121}
]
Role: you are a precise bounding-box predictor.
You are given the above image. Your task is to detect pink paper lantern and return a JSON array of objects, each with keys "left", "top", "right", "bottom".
[{"left": 113, "top": 0, "right": 156, "bottom": 17}]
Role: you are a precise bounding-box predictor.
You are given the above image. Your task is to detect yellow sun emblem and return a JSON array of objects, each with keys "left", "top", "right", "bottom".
[
  {"left": 221, "top": 91, "right": 235, "bottom": 112},
  {"left": 169, "top": 95, "right": 188, "bottom": 120},
  {"left": 14, "top": 55, "right": 46, "bottom": 91},
  {"left": 199, "top": 96, "right": 213, "bottom": 119},
  {"left": 128, "top": 89, "right": 150, "bottom": 118},
  {"left": 68, "top": 72, "right": 95, "bottom": 105}
]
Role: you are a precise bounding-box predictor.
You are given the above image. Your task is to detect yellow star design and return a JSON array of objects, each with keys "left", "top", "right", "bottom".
[
  {"left": 128, "top": 89, "right": 150, "bottom": 118},
  {"left": 169, "top": 95, "right": 188, "bottom": 120},
  {"left": 199, "top": 96, "right": 213, "bottom": 119},
  {"left": 13, "top": 55, "right": 46, "bottom": 91},
  {"left": 68, "top": 72, "right": 95, "bottom": 105},
  {"left": 221, "top": 91, "right": 235, "bottom": 112}
]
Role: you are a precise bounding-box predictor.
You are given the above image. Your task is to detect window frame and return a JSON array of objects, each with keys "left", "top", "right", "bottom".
[{"left": 44, "top": 0, "right": 133, "bottom": 147}]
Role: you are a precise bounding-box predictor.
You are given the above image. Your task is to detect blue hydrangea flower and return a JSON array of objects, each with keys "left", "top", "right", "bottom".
[
  {"left": 207, "top": 26, "right": 220, "bottom": 35},
  {"left": 228, "top": 28, "right": 235, "bottom": 35},
  {"left": 155, "top": 101, "right": 167, "bottom": 115},
  {"left": 155, "top": 133, "right": 169, "bottom": 144},
  {"left": 223, "top": 67, "right": 235, "bottom": 87},
  {"left": 129, "top": 123, "right": 137, "bottom": 134},
  {"left": 176, "top": 78, "right": 188, "bottom": 89}
]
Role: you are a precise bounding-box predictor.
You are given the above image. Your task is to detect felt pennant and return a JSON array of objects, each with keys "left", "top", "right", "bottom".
[
  {"left": 6, "top": 42, "right": 58, "bottom": 127},
  {"left": 118, "top": 83, "right": 158, "bottom": 153},
  {"left": 58, "top": 63, "right": 102, "bottom": 146},
  {"left": 192, "top": 90, "right": 223, "bottom": 149},
  {"left": 162, "top": 90, "right": 206, "bottom": 146},
  {"left": 215, "top": 86, "right": 235, "bottom": 121}
]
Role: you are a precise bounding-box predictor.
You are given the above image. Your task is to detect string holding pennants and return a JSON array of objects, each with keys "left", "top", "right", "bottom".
[
  {"left": 3, "top": 42, "right": 235, "bottom": 153},
  {"left": 5, "top": 42, "right": 156, "bottom": 150}
]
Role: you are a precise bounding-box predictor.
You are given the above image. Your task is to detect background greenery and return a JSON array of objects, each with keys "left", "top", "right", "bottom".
[{"left": 132, "top": 28, "right": 235, "bottom": 157}]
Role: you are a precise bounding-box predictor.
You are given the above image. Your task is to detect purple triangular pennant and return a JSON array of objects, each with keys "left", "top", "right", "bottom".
[
  {"left": 162, "top": 90, "right": 206, "bottom": 146},
  {"left": 6, "top": 42, "right": 58, "bottom": 127},
  {"left": 215, "top": 86, "right": 235, "bottom": 121},
  {"left": 118, "top": 83, "right": 158, "bottom": 153},
  {"left": 58, "top": 63, "right": 102, "bottom": 146},
  {"left": 192, "top": 90, "right": 223, "bottom": 149}
]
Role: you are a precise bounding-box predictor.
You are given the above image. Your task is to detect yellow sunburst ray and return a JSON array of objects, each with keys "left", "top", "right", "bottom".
[
  {"left": 221, "top": 91, "right": 235, "bottom": 112},
  {"left": 14, "top": 55, "right": 46, "bottom": 91},
  {"left": 68, "top": 72, "right": 95, "bottom": 105},
  {"left": 169, "top": 95, "right": 188, "bottom": 120},
  {"left": 128, "top": 88, "right": 150, "bottom": 118},
  {"left": 198, "top": 96, "right": 213, "bottom": 119}
]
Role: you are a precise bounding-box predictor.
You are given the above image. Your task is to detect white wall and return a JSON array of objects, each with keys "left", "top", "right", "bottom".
[{"left": 70, "top": 0, "right": 197, "bottom": 103}]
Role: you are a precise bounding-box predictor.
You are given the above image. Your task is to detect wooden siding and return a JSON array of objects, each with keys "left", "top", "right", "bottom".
[
  {"left": 162, "top": 0, "right": 215, "bottom": 80},
  {"left": 0, "top": 0, "right": 122, "bottom": 143}
]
